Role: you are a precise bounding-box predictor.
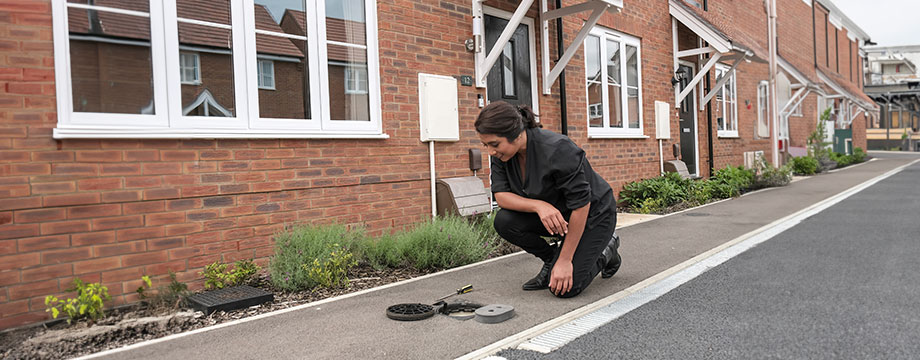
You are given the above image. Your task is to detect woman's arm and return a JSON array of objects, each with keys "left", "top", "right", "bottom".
[
  {"left": 549, "top": 202, "right": 589, "bottom": 296},
  {"left": 494, "top": 192, "right": 568, "bottom": 236}
]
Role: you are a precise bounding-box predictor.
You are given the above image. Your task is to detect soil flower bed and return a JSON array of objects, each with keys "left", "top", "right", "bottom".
[{"left": 1, "top": 265, "right": 441, "bottom": 360}]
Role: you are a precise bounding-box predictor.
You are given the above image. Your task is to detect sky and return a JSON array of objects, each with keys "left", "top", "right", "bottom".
[{"left": 829, "top": 0, "right": 920, "bottom": 47}]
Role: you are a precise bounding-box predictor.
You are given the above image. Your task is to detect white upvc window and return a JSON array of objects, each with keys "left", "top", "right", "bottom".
[
  {"left": 756, "top": 81, "right": 770, "bottom": 139},
  {"left": 344, "top": 65, "right": 368, "bottom": 94},
  {"left": 257, "top": 59, "right": 274, "bottom": 90},
  {"left": 715, "top": 64, "right": 738, "bottom": 137},
  {"left": 51, "top": 0, "right": 385, "bottom": 139},
  {"left": 584, "top": 27, "right": 644, "bottom": 138},
  {"left": 179, "top": 52, "right": 200, "bottom": 84}
]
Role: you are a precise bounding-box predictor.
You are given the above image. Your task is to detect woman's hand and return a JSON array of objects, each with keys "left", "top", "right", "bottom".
[
  {"left": 549, "top": 260, "right": 573, "bottom": 296},
  {"left": 534, "top": 201, "right": 568, "bottom": 236}
]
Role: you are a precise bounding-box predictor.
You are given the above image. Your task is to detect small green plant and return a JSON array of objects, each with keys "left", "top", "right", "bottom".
[
  {"left": 201, "top": 262, "right": 230, "bottom": 290},
  {"left": 791, "top": 155, "right": 819, "bottom": 175},
  {"left": 137, "top": 271, "right": 190, "bottom": 310},
  {"left": 302, "top": 243, "right": 357, "bottom": 289},
  {"left": 44, "top": 278, "right": 111, "bottom": 324},
  {"left": 136, "top": 275, "right": 153, "bottom": 299},
  {"left": 808, "top": 110, "right": 837, "bottom": 172},
  {"left": 201, "top": 259, "right": 261, "bottom": 290}
]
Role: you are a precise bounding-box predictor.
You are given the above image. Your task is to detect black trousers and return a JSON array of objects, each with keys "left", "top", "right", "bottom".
[{"left": 493, "top": 208, "right": 616, "bottom": 298}]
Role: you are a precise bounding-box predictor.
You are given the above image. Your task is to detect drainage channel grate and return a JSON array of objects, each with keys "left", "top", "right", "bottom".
[{"left": 187, "top": 285, "right": 273, "bottom": 315}]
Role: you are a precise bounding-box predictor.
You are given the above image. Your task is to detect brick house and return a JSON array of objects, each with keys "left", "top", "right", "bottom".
[{"left": 0, "top": 0, "right": 875, "bottom": 330}]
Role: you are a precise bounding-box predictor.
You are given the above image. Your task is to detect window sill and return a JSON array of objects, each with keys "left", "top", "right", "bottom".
[
  {"left": 53, "top": 128, "right": 390, "bottom": 140},
  {"left": 587, "top": 133, "right": 649, "bottom": 139},
  {"left": 717, "top": 132, "right": 740, "bottom": 138}
]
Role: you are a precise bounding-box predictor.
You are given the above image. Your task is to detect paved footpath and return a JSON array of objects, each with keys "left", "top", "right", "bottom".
[{"left": 83, "top": 152, "right": 920, "bottom": 360}]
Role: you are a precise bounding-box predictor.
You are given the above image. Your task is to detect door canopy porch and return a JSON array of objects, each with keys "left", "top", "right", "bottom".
[
  {"left": 817, "top": 69, "right": 879, "bottom": 127},
  {"left": 669, "top": 0, "right": 762, "bottom": 109},
  {"left": 471, "top": 0, "right": 623, "bottom": 93}
]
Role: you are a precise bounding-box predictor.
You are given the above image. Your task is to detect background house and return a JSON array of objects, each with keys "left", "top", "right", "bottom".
[{"left": 863, "top": 45, "right": 920, "bottom": 151}]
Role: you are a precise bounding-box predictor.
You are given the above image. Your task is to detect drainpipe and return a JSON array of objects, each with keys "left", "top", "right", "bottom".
[
  {"left": 768, "top": 0, "right": 779, "bottom": 166},
  {"left": 706, "top": 62, "right": 714, "bottom": 176},
  {"left": 812, "top": 0, "right": 817, "bottom": 68},
  {"left": 556, "top": 0, "right": 568, "bottom": 135}
]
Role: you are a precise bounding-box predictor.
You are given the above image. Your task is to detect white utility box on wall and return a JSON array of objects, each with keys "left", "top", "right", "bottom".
[
  {"left": 654, "top": 101, "right": 671, "bottom": 139},
  {"left": 418, "top": 73, "right": 459, "bottom": 142}
]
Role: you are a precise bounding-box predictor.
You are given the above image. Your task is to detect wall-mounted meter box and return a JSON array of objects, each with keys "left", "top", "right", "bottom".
[
  {"left": 418, "top": 73, "right": 459, "bottom": 142},
  {"left": 655, "top": 101, "right": 671, "bottom": 140}
]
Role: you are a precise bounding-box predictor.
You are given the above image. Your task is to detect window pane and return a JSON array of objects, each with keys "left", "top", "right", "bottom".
[
  {"left": 327, "top": 0, "right": 369, "bottom": 121},
  {"left": 325, "top": 0, "right": 366, "bottom": 45},
  {"left": 68, "top": 0, "right": 148, "bottom": 12},
  {"left": 177, "top": 0, "right": 235, "bottom": 117},
  {"left": 501, "top": 41, "right": 515, "bottom": 97},
  {"left": 627, "top": 87, "right": 639, "bottom": 129},
  {"left": 608, "top": 85, "right": 622, "bottom": 128},
  {"left": 606, "top": 40, "right": 620, "bottom": 85},
  {"left": 585, "top": 35, "right": 600, "bottom": 83},
  {"left": 254, "top": 0, "right": 310, "bottom": 119},
  {"left": 67, "top": 5, "right": 154, "bottom": 114},
  {"left": 625, "top": 45, "right": 638, "bottom": 87},
  {"left": 587, "top": 82, "right": 602, "bottom": 128}
]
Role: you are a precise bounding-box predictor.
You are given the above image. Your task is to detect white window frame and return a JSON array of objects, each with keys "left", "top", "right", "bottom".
[
  {"left": 583, "top": 26, "right": 645, "bottom": 139},
  {"left": 757, "top": 80, "right": 770, "bottom": 139},
  {"left": 51, "top": 0, "right": 386, "bottom": 139},
  {"left": 715, "top": 64, "right": 738, "bottom": 137},
  {"left": 179, "top": 52, "right": 200, "bottom": 85},
  {"left": 344, "top": 65, "right": 368, "bottom": 95},
  {"left": 257, "top": 59, "right": 274, "bottom": 90}
]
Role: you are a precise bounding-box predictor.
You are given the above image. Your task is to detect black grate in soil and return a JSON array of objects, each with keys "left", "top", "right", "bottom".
[{"left": 187, "top": 285, "right": 274, "bottom": 315}]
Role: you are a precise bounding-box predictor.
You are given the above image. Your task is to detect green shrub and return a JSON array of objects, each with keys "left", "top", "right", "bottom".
[
  {"left": 711, "top": 166, "right": 754, "bottom": 198},
  {"left": 137, "top": 271, "right": 189, "bottom": 310},
  {"left": 636, "top": 197, "right": 664, "bottom": 214},
  {"left": 752, "top": 161, "right": 792, "bottom": 189},
  {"left": 851, "top": 147, "right": 866, "bottom": 163},
  {"left": 302, "top": 243, "right": 356, "bottom": 289},
  {"left": 200, "top": 259, "right": 262, "bottom": 290},
  {"left": 270, "top": 224, "right": 365, "bottom": 291},
  {"left": 45, "top": 278, "right": 111, "bottom": 324},
  {"left": 619, "top": 172, "right": 689, "bottom": 209},
  {"left": 791, "top": 156, "right": 819, "bottom": 175},
  {"left": 354, "top": 234, "right": 403, "bottom": 270},
  {"left": 829, "top": 152, "right": 852, "bottom": 168},
  {"left": 686, "top": 180, "right": 714, "bottom": 206},
  {"left": 395, "top": 215, "right": 497, "bottom": 270}
]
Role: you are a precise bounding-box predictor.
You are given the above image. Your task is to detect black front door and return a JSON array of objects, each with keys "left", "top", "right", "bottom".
[
  {"left": 484, "top": 15, "right": 532, "bottom": 108},
  {"left": 678, "top": 64, "right": 697, "bottom": 175}
]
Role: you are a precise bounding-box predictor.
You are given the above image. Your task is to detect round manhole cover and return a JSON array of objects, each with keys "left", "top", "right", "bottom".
[{"left": 684, "top": 212, "right": 710, "bottom": 217}]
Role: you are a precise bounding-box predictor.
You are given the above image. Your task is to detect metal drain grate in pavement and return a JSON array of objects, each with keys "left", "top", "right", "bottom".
[{"left": 187, "top": 285, "right": 274, "bottom": 315}]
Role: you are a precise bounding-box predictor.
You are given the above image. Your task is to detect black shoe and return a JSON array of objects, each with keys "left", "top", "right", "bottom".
[
  {"left": 601, "top": 233, "right": 621, "bottom": 278},
  {"left": 522, "top": 260, "right": 554, "bottom": 290}
]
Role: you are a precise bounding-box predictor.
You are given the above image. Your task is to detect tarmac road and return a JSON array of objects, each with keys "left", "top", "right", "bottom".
[{"left": 498, "top": 156, "right": 920, "bottom": 359}]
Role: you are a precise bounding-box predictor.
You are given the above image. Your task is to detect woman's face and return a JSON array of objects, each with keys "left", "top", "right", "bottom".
[{"left": 479, "top": 133, "right": 521, "bottom": 162}]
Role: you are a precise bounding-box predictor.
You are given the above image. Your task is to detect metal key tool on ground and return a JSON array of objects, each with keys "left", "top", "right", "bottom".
[{"left": 435, "top": 284, "right": 473, "bottom": 301}]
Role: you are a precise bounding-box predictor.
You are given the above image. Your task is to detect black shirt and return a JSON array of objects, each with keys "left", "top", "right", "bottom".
[{"left": 491, "top": 128, "right": 615, "bottom": 225}]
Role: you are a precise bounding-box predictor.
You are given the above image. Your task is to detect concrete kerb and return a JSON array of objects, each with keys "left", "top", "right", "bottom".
[{"left": 456, "top": 157, "right": 920, "bottom": 359}]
